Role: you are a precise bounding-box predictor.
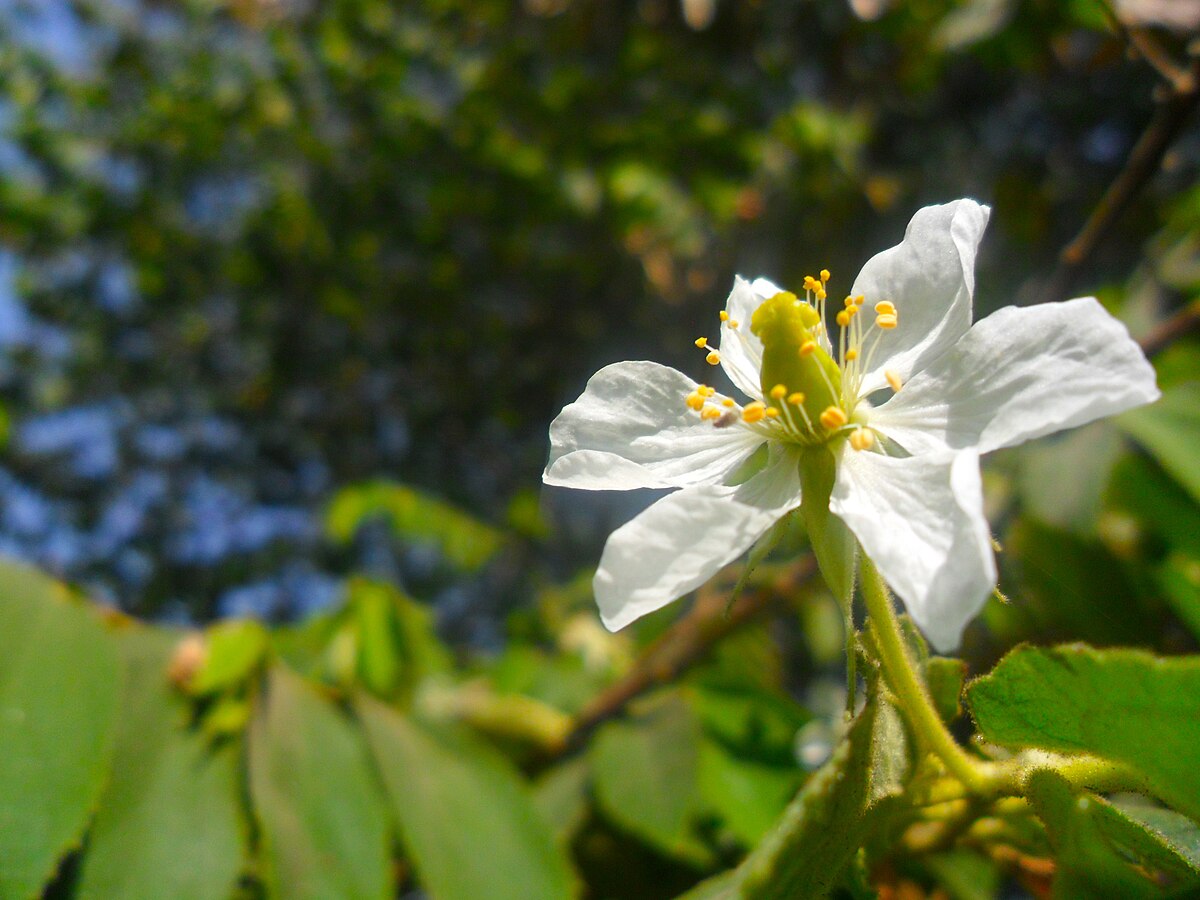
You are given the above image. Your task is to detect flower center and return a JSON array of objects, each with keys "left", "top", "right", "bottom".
[{"left": 686, "top": 270, "right": 904, "bottom": 451}]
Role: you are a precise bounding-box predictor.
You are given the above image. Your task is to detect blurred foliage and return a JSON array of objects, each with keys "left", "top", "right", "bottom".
[{"left": 0, "top": 0, "right": 1199, "bottom": 897}]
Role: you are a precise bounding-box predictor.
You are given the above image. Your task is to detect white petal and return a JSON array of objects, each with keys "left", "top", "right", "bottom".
[
  {"left": 717, "top": 276, "right": 773, "bottom": 399},
  {"left": 870, "top": 297, "right": 1160, "bottom": 456},
  {"left": 852, "top": 199, "right": 991, "bottom": 395},
  {"left": 545, "top": 361, "right": 766, "bottom": 490},
  {"left": 594, "top": 447, "right": 802, "bottom": 630},
  {"left": 831, "top": 448, "right": 995, "bottom": 651}
]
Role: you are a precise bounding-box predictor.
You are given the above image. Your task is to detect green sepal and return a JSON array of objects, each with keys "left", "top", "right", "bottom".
[{"left": 798, "top": 445, "right": 856, "bottom": 605}]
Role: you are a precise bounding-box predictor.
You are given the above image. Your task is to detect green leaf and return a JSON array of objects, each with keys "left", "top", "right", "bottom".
[
  {"left": 590, "top": 692, "right": 707, "bottom": 862},
  {"left": 327, "top": 480, "right": 505, "bottom": 570},
  {"left": 1018, "top": 421, "right": 1120, "bottom": 534},
  {"left": 356, "top": 695, "right": 575, "bottom": 900},
  {"left": 184, "top": 619, "right": 269, "bottom": 696},
  {"left": 682, "top": 696, "right": 906, "bottom": 899},
  {"left": 76, "top": 627, "right": 246, "bottom": 899},
  {"left": 0, "top": 562, "right": 121, "bottom": 899},
  {"left": 1119, "top": 381, "right": 1200, "bottom": 504},
  {"left": 1109, "top": 798, "right": 1200, "bottom": 875},
  {"left": 1026, "top": 770, "right": 1160, "bottom": 898},
  {"left": 926, "top": 657, "right": 967, "bottom": 724},
  {"left": 697, "top": 738, "right": 800, "bottom": 846},
  {"left": 968, "top": 644, "right": 1200, "bottom": 820},
  {"left": 249, "top": 665, "right": 392, "bottom": 900},
  {"left": 532, "top": 756, "right": 592, "bottom": 847}
]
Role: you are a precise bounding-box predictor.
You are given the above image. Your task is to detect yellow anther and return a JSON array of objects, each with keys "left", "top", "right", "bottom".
[
  {"left": 816, "top": 288, "right": 827, "bottom": 301},
  {"left": 799, "top": 340, "right": 818, "bottom": 357},
  {"left": 706, "top": 350, "right": 721, "bottom": 365},
  {"left": 803, "top": 275, "right": 818, "bottom": 291},
  {"left": 819, "top": 406, "right": 848, "bottom": 430},
  {"left": 836, "top": 310, "right": 851, "bottom": 328},
  {"left": 876, "top": 313, "right": 898, "bottom": 330},
  {"left": 701, "top": 406, "right": 722, "bottom": 421},
  {"left": 874, "top": 301, "right": 896, "bottom": 316},
  {"left": 845, "top": 348, "right": 859, "bottom": 361},
  {"left": 849, "top": 427, "right": 875, "bottom": 451},
  {"left": 729, "top": 319, "right": 739, "bottom": 328},
  {"left": 721, "top": 397, "right": 736, "bottom": 408},
  {"left": 695, "top": 336, "right": 709, "bottom": 348},
  {"left": 885, "top": 369, "right": 903, "bottom": 393},
  {"left": 765, "top": 406, "right": 780, "bottom": 418},
  {"left": 685, "top": 392, "right": 705, "bottom": 411},
  {"left": 843, "top": 296, "right": 856, "bottom": 308},
  {"left": 698, "top": 384, "right": 716, "bottom": 397},
  {"left": 787, "top": 391, "right": 806, "bottom": 405},
  {"left": 855, "top": 295, "right": 865, "bottom": 306},
  {"left": 820, "top": 269, "right": 831, "bottom": 282},
  {"left": 719, "top": 310, "right": 729, "bottom": 322},
  {"left": 742, "top": 402, "right": 766, "bottom": 423},
  {"left": 769, "top": 383, "right": 787, "bottom": 400}
]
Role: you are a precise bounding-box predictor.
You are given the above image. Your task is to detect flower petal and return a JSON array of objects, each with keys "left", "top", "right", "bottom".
[
  {"left": 545, "top": 361, "right": 766, "bottom": 490},
  {"left": 869, "top": 297, "right": 1160, "bottom": 456},
  {"left": 852, "top": 199, "right": 991, "bottom": 395},
  {"left": 594, "top": 447, "right": 802, "bottom": 630},
  {"left": 831, "top": 448, "right": 995, "bottom": 651},
  {"left": 717, "top": 276, "right": 774, "bottom": 399}
]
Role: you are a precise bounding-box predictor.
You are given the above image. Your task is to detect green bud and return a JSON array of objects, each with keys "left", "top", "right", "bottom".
[{"left": 751, "top": 292, "right": 843, "bottom": 441}]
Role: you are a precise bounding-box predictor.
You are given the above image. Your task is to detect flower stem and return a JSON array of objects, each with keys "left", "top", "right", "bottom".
[{"left": 859, "top": 554, "right": 990, "bottom": 794}]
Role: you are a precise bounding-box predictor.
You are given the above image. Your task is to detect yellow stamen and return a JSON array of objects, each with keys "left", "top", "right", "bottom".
[
  {"left": 787, "top": 391, "right": 806, "bottom": 405},
  {"left": 799, "top": 340, "right": 818, "bottom": 357},
  {"left": 803, "top": 275, "right": 818, "bottom": 291},
  {"left": 843, "top": 296, "right": 856, "bottom": 308},
  {"left": 742, "top": 402, "right": 766, "bottom": 424},
  {"left": 819, "top": 406, "right": 848, "bottom": 430},
  {"left": 816, "top": 288, "right": 827, "bottom": 301},
  {"left": 876, "top": 314, "right": 898, "bottom": 330},
  {"left": 769, "top": 383, "right": 787, "bottom": 400},
  {"left": 820, "top": 269, "right": 831, "bottom": 282},
  {"left": 706, "top": 350, "right": 721, "bottom": 365},
  {"left": 885, "top": 369, "right": 903, "bottom": 392},
  {"left": 698, "top": 384, "right": 716, "bottom": 397},
  {"left": 849, "top": 427, "right": 875, "bottom": 451},
  {"left": 719, "top": 310, "right": 729, "bottom": 322},
  {"left": 729, "top": 319, "right": 739, "bottom": 328},
  {"left": 845, "top": 348, "right": 858, "bottom": 361},
  {"left": 765, "top": 406, "right": 780, "bottom": 418},
  {"left": 686, "top": 392, "right": 705, "bottom": 411},
  {"left": 836, "top": 310, "right": 851, "bottom": 328},
  {"left": 855, "top": 295, "right": 865, "bottom": 306},
  {"left": 721, "top": 397, "right": 736, "bottom": 408},
  {"left": 695, "top": 336, "right": 709, "bottom": 348},
  {"left": 874, "top": 301, "right": 896, "bottom": 316},
  {"left": 701, "top": 406, "right": 722, "bottom": 420}
]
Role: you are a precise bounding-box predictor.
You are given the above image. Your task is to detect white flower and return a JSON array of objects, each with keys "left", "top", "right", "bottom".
[{"left": 544, "top": 200, "right": 1159, "bottom": 650}]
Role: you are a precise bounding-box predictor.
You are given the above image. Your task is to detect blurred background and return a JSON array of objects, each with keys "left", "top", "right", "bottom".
[{"left": 1, "top": 1, "right": 1199, "bottom": 897}]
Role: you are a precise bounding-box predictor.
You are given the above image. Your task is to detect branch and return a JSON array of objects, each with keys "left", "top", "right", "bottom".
[
  {"left": 1138, "top": 297, "right": 1200, "bottom": 356},
  {"left": 1040, "top": 40, "right": 1200, "bottom": 304},
  {"left": 544, "top": 555, "right": 817, "bottom": 761}
]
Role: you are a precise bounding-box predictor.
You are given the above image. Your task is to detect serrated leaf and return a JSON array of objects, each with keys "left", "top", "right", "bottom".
[
  {"left": 1119, "top": 381, "right": 1200, "bottom": 504},
  {"left": 1110, "top": 799, "right": 1200, "bottom": 875},
  {"left": 76, "top": 627, "right": 246, "bottom": 899},
  {"left": 590, "top": 692, "right": 708, "bottom": 863},
  {"left": 968, "top": 644, "right": 1200, "bottom": 821},
  {"left": 1026, "top": 770, "right": 1160, "bottom": 898},
  {"left": 249, "top": 665, "right": 391, "bottom": 900},
  {"left": 356, "top": 695, "right": 575, "bottom": 900},
  {"left": 0, "top": 561, "right": 121, "bottom": 899}
]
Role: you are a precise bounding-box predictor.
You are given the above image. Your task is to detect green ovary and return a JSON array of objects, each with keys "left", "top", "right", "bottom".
[{"left": 750, "top": 292, "right": 843, "bottom": 442}]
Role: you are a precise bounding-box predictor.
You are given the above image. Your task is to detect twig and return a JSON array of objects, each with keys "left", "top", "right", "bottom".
[
  {"left": 1138, "top": 298, "right": 1200, "bottom": 356},
  {"left": 1100, "top": 1, "right": 1195, "bottom": 91},
  {"left": 544, "top": 555, "right": 817, "bottom": 761},
  {"left": 1040, "top": 39, "right": 1200, "bottom": 304}
]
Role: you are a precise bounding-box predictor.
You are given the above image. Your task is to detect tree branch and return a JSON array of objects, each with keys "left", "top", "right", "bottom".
[
  {"left": 544, "top": 555, "right": 817, "bottom": 762},
  {"left": 1138, "top": 297, "right": 1200, "bottom": 356},
  {"left": 1040, "top": 39, "right": 1200, "bottom": 304}
]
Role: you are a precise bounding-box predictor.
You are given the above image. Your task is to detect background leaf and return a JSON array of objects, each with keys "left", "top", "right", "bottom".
[
  {"left": 1119, "top": 381, "right": 1200, "bottom": 504},
  {"left": 357, "top": 695, "right": 576, "bottom": 900},
  {"left": 248, "top": 665, "right": 391, "bottom": 900},
  {"left": 76, "top": 627, "right": 246, "bottom": 900},
  {"left": 0, "top": 562, "right": 120, "bottom": 899}
]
